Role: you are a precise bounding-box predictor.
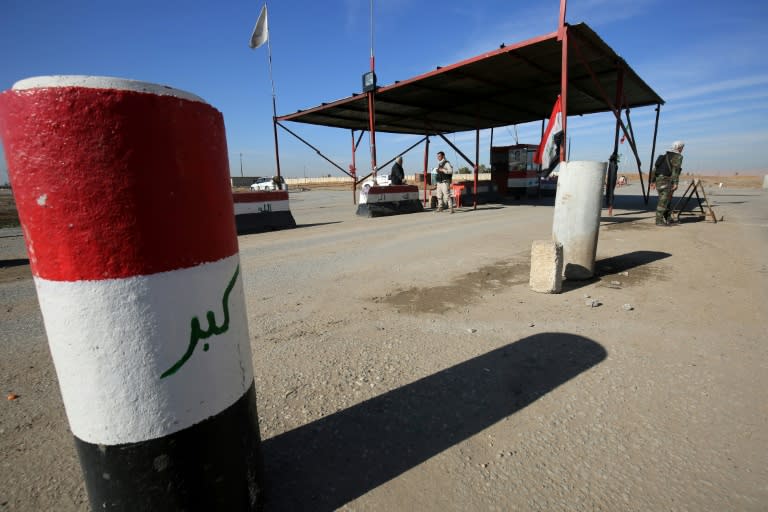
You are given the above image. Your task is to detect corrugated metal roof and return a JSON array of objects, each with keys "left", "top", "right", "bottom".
[{"left": 277, "top": 23, "right": 663, "bottom": 135}]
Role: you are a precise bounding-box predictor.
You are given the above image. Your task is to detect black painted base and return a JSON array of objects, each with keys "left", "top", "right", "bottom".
[
  {"left": 235, "top": 211, "right": 297, "bottom": 235},
  {"left": 356, "top": 200, "right": 424, "bottom": 218},
  {"left": 75, "top": 383, "right": 264, "bottom": 511}
]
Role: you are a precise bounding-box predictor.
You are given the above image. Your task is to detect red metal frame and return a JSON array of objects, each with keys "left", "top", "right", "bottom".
[
  {"left": 367, "top": 89, "right": 377, "bottom": 178},
  {"left": 276, "top": 30, "right": 559, "bottom": 125},
  {"left": 351, "top": 130, "right": 357, "bottom": 204},
  {"left": 559, "top": 25, "right": 568, "bottom": 164},
  {"left": 606, "top": 66, "right": 625, "bottom": 215},
  {"left": 271, "top": 97, "right": 282, "bottom": 179},
  {"left": 422, "top": 136, "right": 430, "bottom": 205},
  {"left": 270, "top": 0, "right": 664, "bottom": 212},
  {"left": 646, "top": 105, "right": 662, "bottom": 203},
  {"left": 474, "top": 129, "right": 479, "bottom": 209}
]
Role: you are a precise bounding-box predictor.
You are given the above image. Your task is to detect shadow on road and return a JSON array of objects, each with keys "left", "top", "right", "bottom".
[
  {"left": 0, "top": 258, "right": 29, "bottom": 269},
  {"left": 261, "top": 333, "right": 606, "bottom": 511},
  {"left": 561, "top": 250, "right": 672, "bottom": 292},
  {"left": 295, "top": 221, "right": 343, "bottom": 229},
  {"left": 599, "top": 215, "right": 649, "bottom": 225},
  {"left": 595, "top": 250, "right": 671, "bottom": 275}
]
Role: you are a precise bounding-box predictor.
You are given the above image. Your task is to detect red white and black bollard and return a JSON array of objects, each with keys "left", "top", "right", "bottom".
[{"left": 0, "top": 76, "right": 263, "bottom": 510}]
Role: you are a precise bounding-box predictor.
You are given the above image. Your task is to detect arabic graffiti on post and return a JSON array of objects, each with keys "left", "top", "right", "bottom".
[{"left": 161, "top": 265, "right": 239, "bottom": 379}]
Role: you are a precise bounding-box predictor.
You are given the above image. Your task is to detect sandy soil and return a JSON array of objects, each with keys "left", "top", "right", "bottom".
[{"left": 1, "top": 183, "right": 767, "bottom": 511}]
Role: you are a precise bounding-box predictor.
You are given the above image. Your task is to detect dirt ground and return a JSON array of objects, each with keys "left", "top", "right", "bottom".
[{"left": 1, "top": 180, "right": 767, "bottom": 511}]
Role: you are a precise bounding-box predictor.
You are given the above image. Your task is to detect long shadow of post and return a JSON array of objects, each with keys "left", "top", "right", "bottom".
[
  {"left": 562, "top": 251, "right": 671, "bottom": 292},
  {"left": 0, "top": 258, "right": 29, "bottom": 268},
  {"left": 262, "top": 333, "right": 606, "bottom": 510},
  {"left": 595, "top": 250, "right": 671, "bottom": 275}
]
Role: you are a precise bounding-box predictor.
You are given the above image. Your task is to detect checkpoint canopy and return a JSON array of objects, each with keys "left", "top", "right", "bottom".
[{"left": 276, "top": 23, "right": 664, "bottom": 135}]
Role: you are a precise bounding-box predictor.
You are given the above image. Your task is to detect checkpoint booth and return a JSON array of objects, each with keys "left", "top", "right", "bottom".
[
  {"left": 491, "top": 144, "right": 541, "bottom": 199},
  {"left": 270, "top": 21, "right": 667, "bottom": 214}
]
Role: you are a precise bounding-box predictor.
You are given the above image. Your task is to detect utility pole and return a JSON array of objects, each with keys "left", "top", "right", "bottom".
[{"left": 239, "top": 152, "right": 243, "bottom": 177}]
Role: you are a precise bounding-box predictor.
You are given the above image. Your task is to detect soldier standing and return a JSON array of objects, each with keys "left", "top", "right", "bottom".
[
  {"left": 433, "top": 151, "right": 454, "bottom": 213},
  {"left": 651, "top": 140, "right": 685, "bottom": 226}
]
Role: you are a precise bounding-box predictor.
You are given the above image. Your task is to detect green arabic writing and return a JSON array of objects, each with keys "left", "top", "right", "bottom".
[{"left": 160, "top": 265, "right": 240, "bottom": 379}]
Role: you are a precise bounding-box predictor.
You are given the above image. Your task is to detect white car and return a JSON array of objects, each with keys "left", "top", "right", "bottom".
[
  {"left": 250, "top": 177, "right": 285, "bottom": 191},
  {"left": 361, "top": 173, "right": 391, "bottom": 190}
]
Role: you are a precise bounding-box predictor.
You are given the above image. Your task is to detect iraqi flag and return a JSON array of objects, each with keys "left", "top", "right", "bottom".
[
  {"left": 249, "top": 4, "right": 269, "bottom": 49},
  {"left": 534, "top": 95, "right": 563, "bottom": 170}
]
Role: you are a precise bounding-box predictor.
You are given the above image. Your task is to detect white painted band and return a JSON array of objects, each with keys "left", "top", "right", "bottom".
[
  {"left": 34, "top": 254, "right": 253, "bottom": 445},
  {"left": 234, "top": 200, "right": 290, "bottom": 215},
  {"left": 360, "top": 190, "right": 420, "bottom": 205},
  {"left": 12, "top": 76, "right": 206, "bottom": 104}
]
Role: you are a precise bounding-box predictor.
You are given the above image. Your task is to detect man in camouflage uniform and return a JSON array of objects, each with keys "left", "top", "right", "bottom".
[{"left": 651, "top": 140, "right": 685, "bottom": 226}]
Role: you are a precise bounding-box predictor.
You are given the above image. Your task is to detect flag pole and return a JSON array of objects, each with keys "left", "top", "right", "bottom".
[
  {"left": 264, "top": 4, "right": 282, "bottom": 179},
  {"left": 367, "top": 0, "right": 377, "bottom": 180}
]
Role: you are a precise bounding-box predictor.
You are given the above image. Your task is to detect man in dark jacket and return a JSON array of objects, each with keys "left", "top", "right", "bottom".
[
  {"left": 390, "top": 156, "right": 405, "bottom": 185},
  {"left": 651, "top": 140, "right": 684, "bottom": 226}
]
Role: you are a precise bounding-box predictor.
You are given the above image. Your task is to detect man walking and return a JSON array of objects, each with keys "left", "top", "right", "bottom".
[
  {"left": 434, "top": 151, "right": 454, "bottom": 213},
  {"left": 651, "top": 141, "right": 684, "bottom": 226}
]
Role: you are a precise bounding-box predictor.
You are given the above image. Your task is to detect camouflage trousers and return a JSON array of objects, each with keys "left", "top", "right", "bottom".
[{"left": 655, "top": 176, "right": 674, "bottom": 224}]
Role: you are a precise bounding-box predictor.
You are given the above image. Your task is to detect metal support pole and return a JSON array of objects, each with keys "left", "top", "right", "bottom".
[
  {"left": 351, "top": 130, "right": 357, "bottom": 204},
  {"left": 558, "top": 0, "right": 568, "bottom": 38},
  {"left": 645, "top": 104, "right": 661, "bottom": 204},
  {"left": 437, "top": 132, "right": 475, "bottom": 168},
  {"left": 368, "top": 90, "right": 377, "bottom": 177},
  {"left": 423, "top": 136, "right": 430, "bottom": 205},
  {"left": 474, "top": 128, "right": 480, "bottom": 209},
  {"left": 276, "top": 121, "right": 351, "bottom": 177},
  {"left": 569, "top": 33, "right": 642, "bottom": 173},
  {"left": 378, "top": 137, "right": 428, "bottom": 172},
  {"left": 559, "top": 25, "right": 568, "bottom": 164},
  {"left": 271, "top": 100, "right": 282, "bottom": 178},
  {"left": 606, "top": 67, "right": 624, "bottom": 215}
]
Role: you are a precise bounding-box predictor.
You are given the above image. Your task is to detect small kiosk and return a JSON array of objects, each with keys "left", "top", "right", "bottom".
[{"left": 491, "top": 144, "right": 541, "bottom": 198}]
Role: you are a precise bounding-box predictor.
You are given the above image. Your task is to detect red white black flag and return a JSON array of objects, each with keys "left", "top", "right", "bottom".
[{"left": 534, "top": 95, "right": 563, "bottom": 170}]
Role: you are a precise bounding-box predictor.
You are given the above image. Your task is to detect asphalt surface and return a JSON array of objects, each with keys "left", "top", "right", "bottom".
[{"left": 1, "top": 184, "right": 767, "bottom": 511}]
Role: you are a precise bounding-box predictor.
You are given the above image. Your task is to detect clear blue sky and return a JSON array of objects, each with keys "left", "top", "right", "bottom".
[{"left": 2, "top": 0, "right": 767, "bottom": 183}]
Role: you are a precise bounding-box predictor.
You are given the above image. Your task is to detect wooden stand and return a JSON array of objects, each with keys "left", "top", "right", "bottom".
[{"left": 672, "top": 178, "right": 718, "bottom": 223}]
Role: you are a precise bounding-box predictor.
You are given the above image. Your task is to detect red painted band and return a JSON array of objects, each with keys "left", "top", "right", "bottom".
[
  {"left": 233, "top": 191, "right": 289, "bottom": 203},
  {"left": 0, "top": 86, "right": 237, "bottom": 281}
]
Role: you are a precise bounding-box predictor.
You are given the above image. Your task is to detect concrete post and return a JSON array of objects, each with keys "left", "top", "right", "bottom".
[
  {"left": 552, "top": 161, "right": 607, "bottom": 280},
  {"left": 0, "top": 76, "right": 263, "bottom": 510}
]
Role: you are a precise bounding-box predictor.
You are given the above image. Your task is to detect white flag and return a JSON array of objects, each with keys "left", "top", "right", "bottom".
[{"left": 249, "top": 5, "right": 269, "bottom": 49}]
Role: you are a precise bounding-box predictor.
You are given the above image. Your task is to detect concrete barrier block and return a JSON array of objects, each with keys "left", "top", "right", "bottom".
[
  {"left": 233, "top": 191, "right": 296, "bottom": 234},
  {"left": 529, "top": 240, "right": 563, "bottom": 293},
  {"left": 357, "top": 185, "right": 424, "bottom": 217}
]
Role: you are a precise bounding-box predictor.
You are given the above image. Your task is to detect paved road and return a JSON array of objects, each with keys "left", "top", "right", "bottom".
[{"left": 1, "top": 184, "right": 767, "bottom": 511}]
